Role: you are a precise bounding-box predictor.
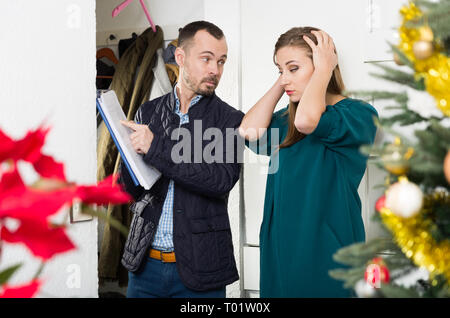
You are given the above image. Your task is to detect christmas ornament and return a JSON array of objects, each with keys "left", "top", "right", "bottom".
[
  {"left": 413, "top": 24, "right": 434, "bottom": 60},
  {"left": 444, "top": 150, "right": 450, "bottom": 184},
  {"left": 354, "top": 279, "right": 378, "bottom": 298},
  {"left": 398, "top": 2, "right": 450, "bottom": 117},
  {"left": 419, "top": 25, "right": 433, "bottom": 40},
  {"left": 375, "top": 195, "right": 386, "bottom": 213},
  {"left": 381, "top": 137, "right": 414, "bottom": 175},
  {"left": 393, "top": 52, "right": 405, "bottom": 65},
  {"left": 412, "top": 40, "right": 434, "bottom": 60},
  {"left": 379, "top": 191, "right": 450, "bottom": 284},
  {"left": 385, "top": 177, "right": 423, "bottom": 218},
  {"left": 364, "top": 257, "right": 390, "bottom": 288}
]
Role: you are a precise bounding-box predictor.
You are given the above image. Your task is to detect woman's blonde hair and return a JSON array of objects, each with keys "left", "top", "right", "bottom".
[{"left": 273, "top": 27, "right": 345, "bottom": 149}]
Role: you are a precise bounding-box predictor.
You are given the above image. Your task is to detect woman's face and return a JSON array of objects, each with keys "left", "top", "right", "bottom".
[{"left": 275, "top": 46, "right": 314, "bottom": 103}]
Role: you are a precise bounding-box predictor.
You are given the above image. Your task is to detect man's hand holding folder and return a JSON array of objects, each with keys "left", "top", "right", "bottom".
[
  {"left": 96, "top": 90, "right": 161, "bottom": 190},
  {"left": 120, "top": 120, "right": 154, "bottom": 155}
]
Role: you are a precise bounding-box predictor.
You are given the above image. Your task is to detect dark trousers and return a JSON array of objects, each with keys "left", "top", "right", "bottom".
[{"left": 126, "top": 257, "right": 226, "bottom": 298}]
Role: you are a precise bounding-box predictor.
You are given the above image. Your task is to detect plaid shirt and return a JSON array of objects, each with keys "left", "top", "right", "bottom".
[{"left": 151, "top": 86, "right": 202, "bottom": 252}]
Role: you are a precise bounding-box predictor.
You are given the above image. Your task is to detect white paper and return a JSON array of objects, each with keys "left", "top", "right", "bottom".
[{"left": 98, "top": 90, "right": 161, "bottom": 190}]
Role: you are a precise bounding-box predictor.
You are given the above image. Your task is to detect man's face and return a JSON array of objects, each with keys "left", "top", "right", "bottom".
[{"left": 176, "top": 30, "right": 228, "bottom": 96}]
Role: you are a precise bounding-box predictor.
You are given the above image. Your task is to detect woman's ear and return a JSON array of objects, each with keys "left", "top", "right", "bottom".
[{"left": 175, "top": 47, "right": 185, "bottom": 68}]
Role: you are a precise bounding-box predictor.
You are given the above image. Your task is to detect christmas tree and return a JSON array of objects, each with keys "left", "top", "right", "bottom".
[{"left": 329, "top": 0, "right": 450, "bottom": 298}]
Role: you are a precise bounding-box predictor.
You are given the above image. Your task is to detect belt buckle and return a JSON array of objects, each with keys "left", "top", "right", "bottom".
[{"left": 159, "top": 250, "right": 165, "bottom": 262}]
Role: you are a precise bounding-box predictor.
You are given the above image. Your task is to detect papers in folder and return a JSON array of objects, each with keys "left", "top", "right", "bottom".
[{"left": 96, "top": 90, "right": 161, "bottom": 190}]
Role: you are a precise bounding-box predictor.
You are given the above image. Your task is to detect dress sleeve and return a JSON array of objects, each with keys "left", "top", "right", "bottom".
[
  {"left": 310, "top": 99, "right": 378, "bottom": 149},
  {"left": 245, "top": 106, "right": 288, "bottom": 157}
]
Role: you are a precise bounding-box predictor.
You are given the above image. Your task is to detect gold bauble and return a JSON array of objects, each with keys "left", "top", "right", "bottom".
[
  {"left": 381, "top": 137, "right": 414, "bottom": 175},
  {"left": 418, "top": 25, "right": 434, "bottom": 42},
  {"left": 393, "top": 52, "right": 405, "bottom": 65},
  {"left": 397, "top": 3, "right": 450, "bottom": 118},
  {"left": 444, "top": 150, "right": 450, "bottom": 184},
  {"left": 383, "top": 161, "right": 408, "bottom": 175},
  {"left": 413, "top": 40, "right": 434, "bottom": 60}
]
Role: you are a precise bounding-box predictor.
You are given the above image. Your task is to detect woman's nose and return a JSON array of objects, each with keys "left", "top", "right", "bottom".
[{"left": 280, "top": 73, "right": 290, "bottom": 86}]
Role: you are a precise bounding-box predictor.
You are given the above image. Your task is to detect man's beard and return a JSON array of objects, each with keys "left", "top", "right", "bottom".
[{"left": 183, "top": 68, "right": 218, "bottom": 96}]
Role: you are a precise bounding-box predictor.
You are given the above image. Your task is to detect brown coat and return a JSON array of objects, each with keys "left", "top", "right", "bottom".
[{"left": 97, "top": 26, "right": 163, "bottom": 286}]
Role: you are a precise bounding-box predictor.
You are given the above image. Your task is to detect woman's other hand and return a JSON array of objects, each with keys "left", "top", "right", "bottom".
[{"left": 303, "top": 30, "right": 337, "bottom": 76}]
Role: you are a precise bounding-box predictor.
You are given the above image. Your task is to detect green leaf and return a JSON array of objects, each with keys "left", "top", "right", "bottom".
[
  {"left": 379, "top": 283, "right": 421, "bottom": 298},
  {"left": 346, "top": 90, "right": 409, "bottom": 104},
  {"left": 422, "top": 275, "right": 449, "bottom": 297},
  {"left": 0, "top": 264, "right": 22, "bottom": 285},
  {"left": 329, "top": 267, "right": 366, "bottom": 289},
  {"left": 369, "top": 63, "right": 423, "bottom": 91},
  {"left": 332, "top": 237, "right": 397, "bottom": 267},
  {"left": 415, "top": 76, "right": 426, "bottom": 90},
  {"left": 429, "top": 120, "right": 450, "bottom": 143}
]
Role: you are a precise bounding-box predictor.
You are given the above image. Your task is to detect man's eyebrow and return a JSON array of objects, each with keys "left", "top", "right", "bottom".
[
  {"left": 199, "top": 51, "right": 215, "bottom": 56},
  {"left": 199, "top": 51, "right": 227, "bottom": 59}
]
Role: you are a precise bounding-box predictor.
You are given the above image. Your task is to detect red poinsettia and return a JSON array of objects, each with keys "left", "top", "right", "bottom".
[
  {"left": 0, "top": 166, "right": 76, "bottom": 222},
  {"left": 0, "top": 125, "right": 65, "bottom": 180},
  {"left": 0, "top": 166, "right": 131, "bottom": 260},
  {"left": 0, "top": 280, "right": 41, "bottom": 298},
  {"left": 0, "top": 125, "right": 131, "bottom": 297},
  {"left": 1, "top": 219, "right": 76, "bottom": 261},
  {"left": 0, "top": 164, "right": 76, "bottom": 261},
  {"left": 0, "top": 130, "right": 15, "bottom": 163},
  {"left": 75, "top": 175, "right": 131, "bottom": 206}
]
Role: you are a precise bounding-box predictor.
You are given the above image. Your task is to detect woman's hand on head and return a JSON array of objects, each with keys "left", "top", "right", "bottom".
[{"left": 303, "top": 30, "right": 338, "bottom": 76}]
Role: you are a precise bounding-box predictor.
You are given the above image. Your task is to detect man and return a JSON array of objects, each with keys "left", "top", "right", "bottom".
[{"left": 119, "top": 21, "right": 245, "bottom": 298}]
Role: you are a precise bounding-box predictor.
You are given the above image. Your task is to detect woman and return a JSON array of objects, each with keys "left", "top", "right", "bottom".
[{"left": 239, "top": 27, "right": 378, "bottom": 297}]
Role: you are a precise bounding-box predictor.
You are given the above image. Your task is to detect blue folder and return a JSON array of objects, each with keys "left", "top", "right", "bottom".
[{"left": 96, "top": 98, "right": 139, "bottom": 187}]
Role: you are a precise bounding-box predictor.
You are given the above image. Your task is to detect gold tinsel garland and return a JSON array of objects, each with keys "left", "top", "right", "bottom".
[
  {"left": 398, "top": 2, "right": 450, "bottom": 117},
  {"left": 379, "top": 190, "right": 450, "bottom": 286}
]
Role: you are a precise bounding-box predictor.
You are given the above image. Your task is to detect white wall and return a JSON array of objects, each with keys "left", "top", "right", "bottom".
[{"left": 0, "top": 1, "right": 97, "bottom": 297}]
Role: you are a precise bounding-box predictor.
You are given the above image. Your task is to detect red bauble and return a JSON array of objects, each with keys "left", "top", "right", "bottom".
[
  {"left": 375, "top": 195, "right": 386, "bottom": 213},
  {"left": 364, "top": 258, "right": 390, "bottom": 288}
]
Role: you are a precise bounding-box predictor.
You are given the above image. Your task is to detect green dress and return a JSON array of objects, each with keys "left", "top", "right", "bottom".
[{"left": 245, "top": 98, "right": 378, "bottom": 297}]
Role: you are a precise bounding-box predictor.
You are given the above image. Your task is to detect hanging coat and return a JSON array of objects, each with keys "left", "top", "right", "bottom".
[{"left": 97, "top": 26, "right": 163, "bottom": 286}]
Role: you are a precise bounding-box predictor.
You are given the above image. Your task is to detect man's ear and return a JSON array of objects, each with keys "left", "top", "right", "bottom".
[{"left": 175, "top": 47, "right": 185, "bottom": 68}]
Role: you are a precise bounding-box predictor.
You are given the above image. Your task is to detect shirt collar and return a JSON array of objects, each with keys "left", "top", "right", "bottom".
[{"left": 173, "top": 84, "right": 203, "bottom": 113}]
